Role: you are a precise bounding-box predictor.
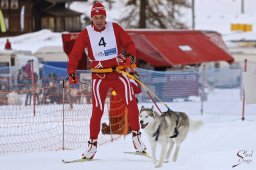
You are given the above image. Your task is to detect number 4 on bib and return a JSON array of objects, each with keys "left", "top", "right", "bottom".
[{"left": 98, "top": 37, "right": 107, "bottom": 47}]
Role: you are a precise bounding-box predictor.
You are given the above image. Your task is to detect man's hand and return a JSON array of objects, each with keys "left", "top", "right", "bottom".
[
  {"left": 68, "top": 73, "right": 78, "bottom": 84},
  {"left": 124, "top": 54, "right": 135, "bottom": 68}
]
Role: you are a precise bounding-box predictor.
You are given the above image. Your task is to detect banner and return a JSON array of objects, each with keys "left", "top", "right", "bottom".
[
  {"left": 0, "top": 9, "right": 7, "bottom": 32},
  {"left": 243, "top": 72, "right": 256, "bottom": 104},
  {"left": 20, "top": 5, "right": 25, "bottom": 32}
]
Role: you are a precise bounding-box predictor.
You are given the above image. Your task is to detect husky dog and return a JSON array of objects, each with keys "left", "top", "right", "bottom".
[{"left": 139, "top": 106, "right": 202, "bottom": 168}]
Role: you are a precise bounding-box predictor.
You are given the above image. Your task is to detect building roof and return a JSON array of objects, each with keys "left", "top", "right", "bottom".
[
  {"left": 61, "top": 30, "right": 234, "bottom": 68},
  {"left": 127, "top": 29, "right": 234, "bottom": 67}
]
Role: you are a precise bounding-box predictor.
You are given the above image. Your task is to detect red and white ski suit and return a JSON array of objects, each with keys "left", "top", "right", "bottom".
[{"left": 68, "top": 22, "right": 140, "bottom": 139}]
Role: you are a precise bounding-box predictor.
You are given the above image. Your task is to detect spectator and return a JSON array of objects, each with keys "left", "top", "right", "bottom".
[
  {"left": 17, "top": 68, "right": 26, "bottom": 92},
  {"left": 4, "top": 39, "right": 12, "bottom": 50},
  {"left": 25, "top": 60, "right": 32, "bottom": 80},
  {"left": 24, "top": 61, "right": 36, "bottom": 106}
]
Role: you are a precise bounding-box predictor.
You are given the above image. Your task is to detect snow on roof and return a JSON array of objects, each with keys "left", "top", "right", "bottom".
[
  {"left": 34, "top": 46, "right": 64, "bottom": 54},
  {"left": 0, "top": 30, "right": 62, "bottom": 54}
]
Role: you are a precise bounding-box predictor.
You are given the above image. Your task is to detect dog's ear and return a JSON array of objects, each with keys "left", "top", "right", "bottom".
[
  {"left": 140, "top": 106, "right": 145, "bottom": 112},
  {"left": 151, "top": 105, "right": 154, "bottom": 111},
  {"left": 152, "top": 111, "right": 156, "bottom": 117}
]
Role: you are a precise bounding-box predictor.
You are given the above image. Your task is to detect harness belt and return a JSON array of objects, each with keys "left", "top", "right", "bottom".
[
  {"left": 153, "top": 124, "right": 161, "bottom": 141},
  {"left": 91, "top": 64, "right": 137, "bottom": 73},
  {"left": 170, "top": 113, "right": 180, "bottom": 138},
  {"left": 153, "top": 113, "right": 180, "bottom": 141}
]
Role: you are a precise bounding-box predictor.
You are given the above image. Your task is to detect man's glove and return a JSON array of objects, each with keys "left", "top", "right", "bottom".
[
  {"left": 68, "top": 73, "right": 78, "bottom": 84},
  {"left": 124, "top": 54, "right": 135, "bottom": 68}
]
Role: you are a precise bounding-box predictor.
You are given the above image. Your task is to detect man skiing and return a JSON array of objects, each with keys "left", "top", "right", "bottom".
[{"left": 67, "top": 1, "right": 146, "bottom": 159}]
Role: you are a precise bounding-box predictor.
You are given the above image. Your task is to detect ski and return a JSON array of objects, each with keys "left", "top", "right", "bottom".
[
  {"left": 123, "top": 151, "right": 151, "bottom": 158},
  {"left": 62, "top": 158, "right": 94, "bottom": 164}
]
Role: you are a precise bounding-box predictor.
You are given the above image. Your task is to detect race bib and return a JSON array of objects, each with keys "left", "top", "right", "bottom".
[{"left": 87, "top": 22, "right": 118, "bottom": 61}]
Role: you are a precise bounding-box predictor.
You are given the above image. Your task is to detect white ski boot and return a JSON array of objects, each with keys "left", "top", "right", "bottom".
[{"left": 82, "top": 139, "right": 97, "bottom": 159}]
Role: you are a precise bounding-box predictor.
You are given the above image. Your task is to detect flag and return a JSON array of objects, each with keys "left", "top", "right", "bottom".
[{"left": 243, "top": 72, "right": 256, "bottom": 104}]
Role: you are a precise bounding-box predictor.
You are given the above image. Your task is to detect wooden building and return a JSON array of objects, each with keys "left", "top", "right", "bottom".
[{"left": 0, "top": 0, "right": 85, "bottom": 37}]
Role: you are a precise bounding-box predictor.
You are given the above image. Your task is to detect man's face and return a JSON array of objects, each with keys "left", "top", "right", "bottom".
[{"left": 92, "top": 15, "right": 106, "bottom": 30}]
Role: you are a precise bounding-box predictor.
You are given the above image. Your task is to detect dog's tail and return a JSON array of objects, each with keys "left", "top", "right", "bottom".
[{"left": 189, "top": 119, "right": 204, "bottom": 132}]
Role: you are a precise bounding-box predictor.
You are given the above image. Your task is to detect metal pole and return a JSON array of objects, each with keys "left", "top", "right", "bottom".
[
  {"left": 241, "top": 0, "right": 244, "bottom": 14},
  {"left": 192, "top": 0, "right": 195, "bottom": 29},
  {"left": 201, "top": 64, "right": 206, "bottom": 115},
  {"left": 62, "top": 79, "right": 65, "bottom": 150},
  {"left": 31, "top": 60, "right": 35, "bottom": 116},
  {"left": 241, "top": 59, "right": 247, "bottom": 121}
]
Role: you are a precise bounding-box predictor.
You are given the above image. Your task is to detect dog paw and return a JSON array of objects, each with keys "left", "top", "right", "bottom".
[
  {"left": 155, "top": 164, "right": 162, "bottom": 168},
  {"left": 153, "top": 160, "right": 157, "bottom": 164}
]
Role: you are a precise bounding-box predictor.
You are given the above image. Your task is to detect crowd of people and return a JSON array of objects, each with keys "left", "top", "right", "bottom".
[{"left": 0, "top": 60, "right": 91, "bottom": 106}]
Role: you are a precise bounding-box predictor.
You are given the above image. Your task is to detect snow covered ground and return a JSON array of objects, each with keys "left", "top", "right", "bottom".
[
  {"left": 0, "top": 115, "right": 255, "bottom": 170},
  {"left": 0, "top": 88, "right": 255, "bottom": 170},
  {"left": 0, "top": 1, "right": 256, "bottom": 169},
  {"left": 1, "top": 118, "right": 255, "bottom": 170}
]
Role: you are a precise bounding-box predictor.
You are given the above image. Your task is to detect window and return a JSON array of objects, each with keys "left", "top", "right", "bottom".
[
  {"left": 65, "top": 16, "right": 81, "bottom": 31},
  {"left": 0, "top": 62, "right": 9, "bottom": 67},
  {"left": 214, "top": 62, "right": 220, "bottom": 69},
  {"left": 1, "top": 0, "right": 9, "bottom": 9},
  {"left": 11, "top": 55, "right": 15, "bottom": 66},
  {"left": 41, "top": 18, "right": 48, "bottom": 29},
  {"left": 48, "top": 17, "right": 54, "bottom": 30},
  {"left": 64, "top": 17, "right": 72, "bottom": 31},
  {"left": 9, "top": 16, "right": 19, "bottom": 32},
  {"left": 56, "top": 17, "right": 62, "bottom": 32},
  {"left": 10, "top": 0, "right": 18, "bottom": 9},
  {"left": 41, "top": 17, "right": 55, "bottom": 31},
  {"left": 73, "top": 17, "right": 81, "bottom": 31}
]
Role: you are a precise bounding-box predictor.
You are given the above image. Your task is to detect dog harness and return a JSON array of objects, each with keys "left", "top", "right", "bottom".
[
  {"left": 170, "top": 113, "right": 180, "bottom": 138},
  {"left": 152, "top": 112, "right": 180, "bottom": 141},
  {"left": 153, "top": 124, "right": 161, "bottom": 141}
]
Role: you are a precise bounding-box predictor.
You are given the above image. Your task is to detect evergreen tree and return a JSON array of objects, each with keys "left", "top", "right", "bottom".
[{"left": 118, "top": 0, "right": 191, "bottom": 29}]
